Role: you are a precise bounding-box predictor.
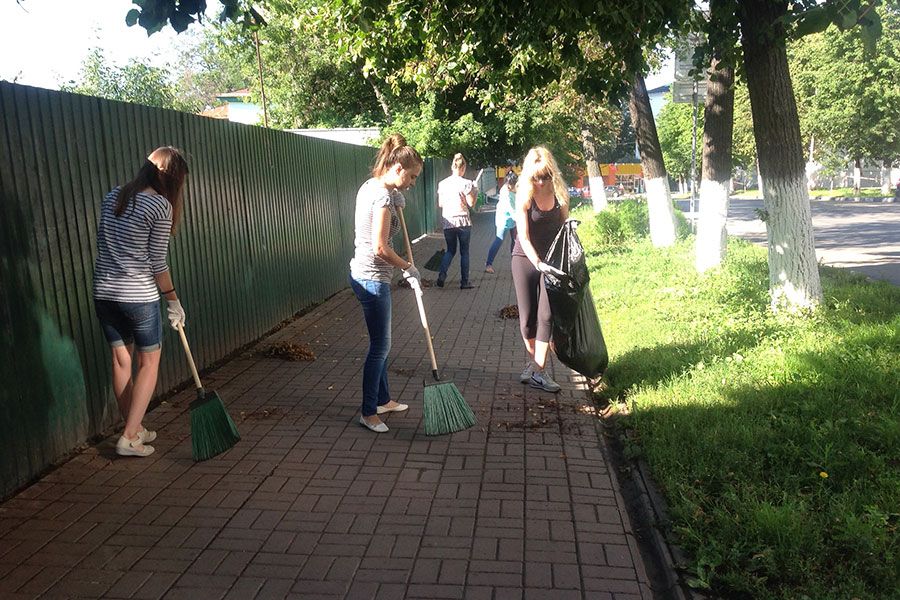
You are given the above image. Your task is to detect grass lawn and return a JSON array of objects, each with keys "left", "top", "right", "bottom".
[
  {"left": 573, "top": 205, "right": 899, "bottom": 599},
  {"left": 809, "top": 187, "right": 891, "bottom": 198}
]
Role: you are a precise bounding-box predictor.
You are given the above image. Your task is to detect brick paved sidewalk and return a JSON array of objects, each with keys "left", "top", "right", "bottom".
[{"left": 0, "top": 211, "right": 656, "bottom": 599}]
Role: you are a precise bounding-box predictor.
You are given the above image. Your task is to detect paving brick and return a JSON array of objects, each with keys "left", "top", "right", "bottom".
[{"left": 0, "top": 213, "right": 661, "bottom": 600}]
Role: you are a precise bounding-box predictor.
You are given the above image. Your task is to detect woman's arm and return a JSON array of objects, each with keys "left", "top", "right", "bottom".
[
  {"left": 514, "top": 197, "right": 542, "bottom": 267},
  {"left": 154, "top": 271, "right": 178, "bottom": 301},
  {"left": 373, "top": 206, "right": 412, "bottom": 269},
  {"left": 464, "top": 183, "right": 477, "bottom": 209}
]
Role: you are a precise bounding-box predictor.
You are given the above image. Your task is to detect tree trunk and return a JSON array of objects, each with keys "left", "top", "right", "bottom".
[
  {"left": 369, "top": 79, "right": 392, "bottom": 124},
  {"left": 696, "top": 58, "right": 735, "bottom": 274},
  {"left": 739, "top": 0, "right": 822, "bottom": 311},
  {"left": 853, "top": 157, "right": 862, "bottom": 195},
  {"left": 880, "top": 159, "right": 890, "bottom": 196},
  {"left": 629, "top": 73, "right": 676, "bottom": 247},
  {"left": 579, "top": 117, "right": 608, "bottom": 211}
]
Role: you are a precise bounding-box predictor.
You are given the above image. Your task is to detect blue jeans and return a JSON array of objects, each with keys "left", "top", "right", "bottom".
[
  {"left": 94, "top": 299, "right": 162, "bottom": 352},
  {"left": 486, "top": 225, "right": 517, "bottom": 267},
  {"left": 438, "top": 226, "right": 472, "bottom": 285},
  {"left": 350, "top": 276, "right": 392, "bottom": 417}
]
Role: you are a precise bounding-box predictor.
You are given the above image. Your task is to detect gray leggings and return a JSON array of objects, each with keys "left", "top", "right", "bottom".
[{"left": 511, "top": 255, "right": 552, "bottom": 342}]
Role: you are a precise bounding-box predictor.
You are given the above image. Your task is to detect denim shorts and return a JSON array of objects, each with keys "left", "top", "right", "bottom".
[{"left": 94, "top": 299, "right": 162, "bottom": 352}]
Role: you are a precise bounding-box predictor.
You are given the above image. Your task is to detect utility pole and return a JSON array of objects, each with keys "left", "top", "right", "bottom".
[{"left": 254, "top": 29, "right": 268, "bottom": 128}]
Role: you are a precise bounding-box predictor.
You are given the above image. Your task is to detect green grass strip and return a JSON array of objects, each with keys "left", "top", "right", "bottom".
[{"left": 574, "top": 205, "right": 899, "bottom": 599}]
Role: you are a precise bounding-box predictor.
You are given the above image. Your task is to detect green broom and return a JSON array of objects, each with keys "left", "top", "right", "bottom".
[
  {"left": 422, "top": 248, "right": 445, "bottom": 272},
  {"left": 176, "top": 323, "right": 241, "bottom": 461},
  {"left": 398, "top": 209, "right": 476, "bottom": 435}
]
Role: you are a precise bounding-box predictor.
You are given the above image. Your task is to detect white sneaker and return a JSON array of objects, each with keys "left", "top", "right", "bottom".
[
  {"left": 519, "top": 362, "right": 534, "bottom": 383},
  {"left": 116, "top": 435, "right": 155, "bottom": 457},
  {"left": 530, "top": 371, "right": 561, "bottom": 393}
]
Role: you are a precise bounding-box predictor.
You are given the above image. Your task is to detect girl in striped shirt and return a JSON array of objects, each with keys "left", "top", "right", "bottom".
[{"left": 93, "top": 147, "right": 188, "bottom": 457}]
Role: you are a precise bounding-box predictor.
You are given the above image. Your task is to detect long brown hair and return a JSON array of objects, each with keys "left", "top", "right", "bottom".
[
  {"left": 372, "top": 133, "right": 423, "bottom": 177},
  {"left": 115, "top": 146, "right": 189, "bottom": 235}
]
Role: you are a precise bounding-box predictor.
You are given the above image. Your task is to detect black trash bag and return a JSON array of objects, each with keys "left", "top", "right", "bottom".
[{"left": 543, "top": 219, "right": 609, "bottom": 378}]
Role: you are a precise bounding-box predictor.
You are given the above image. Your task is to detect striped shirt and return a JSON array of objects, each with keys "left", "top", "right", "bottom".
[
  {"left": 349, "top": 178, "right": 406, "bottom": 283},
  {"left": 93, "top": 188, "right": 172, "bottom": 303}
]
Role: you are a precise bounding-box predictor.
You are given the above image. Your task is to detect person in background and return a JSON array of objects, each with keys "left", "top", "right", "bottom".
[
  {"left": 485, "top": 171, "right": 518, "bottom": 273},
  {"left": 93, "top": 146, "right": 189, "bottom": 457},
  {"left": 510, "top": 146, "right": 569, "bottom": 393},
  {"left": 436, "top": 153, "right": 477, "bottom": 289},
  {"left": 349, "top": 133, "right": 424, "bottom": 433}
]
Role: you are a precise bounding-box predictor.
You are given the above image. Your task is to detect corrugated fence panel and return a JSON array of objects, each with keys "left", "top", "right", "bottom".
[{"left": 0, "top": 82, "right": 443, "bottom": 498}]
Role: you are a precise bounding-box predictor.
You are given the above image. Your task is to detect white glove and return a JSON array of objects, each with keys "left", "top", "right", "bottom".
[
  {"left": 402, "top": 265, "right": 420, "bottom": 282},
  {"left": 537, "top": 262, "right": 566, "bottom": 278},
  {"left": 166, "top": 299, "right": 186, "bottom": 330}
]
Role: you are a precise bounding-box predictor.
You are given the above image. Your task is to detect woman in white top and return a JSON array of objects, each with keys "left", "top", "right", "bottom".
[{"left": 435, "top": 153, "right": 477, "bottom": 289}]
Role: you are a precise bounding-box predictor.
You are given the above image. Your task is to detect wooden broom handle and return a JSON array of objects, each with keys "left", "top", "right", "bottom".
[
  {"left": 176, "top": 322, "right": 203, "bottom": 390},
  {"left": 397, "top": 207, "right": 440, "bottom": 374}
]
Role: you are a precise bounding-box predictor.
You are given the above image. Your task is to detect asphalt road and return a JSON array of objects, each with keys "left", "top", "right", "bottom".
[{"left": 677, "top": 197, "right": 900, "bottom": 286}]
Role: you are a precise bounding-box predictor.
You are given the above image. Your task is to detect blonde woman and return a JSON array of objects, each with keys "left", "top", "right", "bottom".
[
  {"left": 349, "top": 133, "right": 424, "bottom": 432},
  {"left": 436, "top": 153, "right": 477, "bottom": 289},
  {"left": 511, "top": 146, "right": 569, "bottom": 392}
]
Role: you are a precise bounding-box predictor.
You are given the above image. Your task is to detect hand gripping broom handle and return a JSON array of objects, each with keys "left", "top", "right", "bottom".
[
  {"left": 176, "top": 322, "right": 204, "bottom": 391},
  {"left": 397, "top": 207, "right": 441, "bottom": 380}
]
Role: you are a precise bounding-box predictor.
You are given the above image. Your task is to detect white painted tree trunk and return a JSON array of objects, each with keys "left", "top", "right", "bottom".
[
  {"left": 853, "top": 160, "right": 862, "bottom": 193},
  {"left": 764, "top": 175, "right": 822, "bottom": 310},
  {"left": 880, "top": 162, "right": 890, "bottom": 195},
  {"left": 645, "top": 177, "right": 677, "bottom": 247},
  {"left": 589, "top": 175, "right": 608, "bottom": 212},
  {"left": 757, "top": 161, "right": 764, "bottom": 198},
  {"left": 695, "top": 179, "right": 730, "bottom": 273}
]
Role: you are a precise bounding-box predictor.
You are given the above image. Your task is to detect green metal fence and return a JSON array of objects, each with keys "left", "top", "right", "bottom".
[{"left": 0, "top": 82, "right": 443, "bottom": 498}]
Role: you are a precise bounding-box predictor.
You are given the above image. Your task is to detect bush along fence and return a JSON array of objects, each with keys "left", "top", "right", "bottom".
[{"left": 0, "top": 81, "right": 447, "bottom": 499}]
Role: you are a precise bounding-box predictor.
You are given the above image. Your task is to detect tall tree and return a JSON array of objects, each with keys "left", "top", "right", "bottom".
[
  {"left": 695, "top": 57, "right": 735, "bottom": 273},
  {"left": 791, "top": 6, "right": 900, "bottom": 193},
  {"left": 657, "top": 91, "right": 699, "bottom": 186},
  {"left": 630, "top": 74, "right": 678, "bottom": 246},
  {"left": 61, "top": 48, "right": 186, "bottom": 110},
  {"left": 694, "top": 0, "right": 738, "bottom": 273}
]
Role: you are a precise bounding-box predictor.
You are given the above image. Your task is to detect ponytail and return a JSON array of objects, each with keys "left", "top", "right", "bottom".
[{"left": 372, "top": 133, "right": 423, "bottom": 177}]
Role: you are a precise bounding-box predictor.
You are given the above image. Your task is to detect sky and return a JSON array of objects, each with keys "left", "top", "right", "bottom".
[
  {"left": 0, "top": 0, "right": 217, "bottom": 89},
  {"left": 0, "top": 0, "right": 673, "bottom": 92}
]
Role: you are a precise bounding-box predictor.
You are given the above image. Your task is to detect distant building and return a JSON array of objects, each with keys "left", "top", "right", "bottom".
[
  {"left": 198, "top": 89, "right": 262, "bottom": 125},
  {"left": 647, "top": 84, "right": 671, "bottom": 119},
  {"left": 286, "top": 127, "right": 381, "bottom": 146}
]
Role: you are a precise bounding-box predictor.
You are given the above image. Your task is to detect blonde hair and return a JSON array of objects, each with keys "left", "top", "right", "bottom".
[
  {"left": 451, "top": 152, "right": 467, "bottom": 171},
  {"left": 515, "top": 146, "right": 569, "bottom": 210},
  {"left": 372, "top": 133, "right": 424, "bottom": 177}
]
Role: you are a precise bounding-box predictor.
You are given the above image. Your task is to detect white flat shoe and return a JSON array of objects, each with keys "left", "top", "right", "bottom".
[
  {"left": 138, "top": 427, "right": 156, "bottom": 443},
  {"left": 376, "top": 403, "right": 409, "bottom": 415},
  {"left": 358, "top": 416, "right": 389, "bottom": 433},
  {"left": 116, "top": 435, "right": 155, "bottom": 457}
]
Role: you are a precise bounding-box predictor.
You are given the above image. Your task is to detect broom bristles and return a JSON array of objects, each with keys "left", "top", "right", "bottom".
[
  {"left": 423, "top": 381, "right": 476, "bottom": 435},
  {"left": 190, "top": 391, "right": 240, "bottom": 461},
  {"left": 422, "top": 249, "right": 445, "bottom": 272}
]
